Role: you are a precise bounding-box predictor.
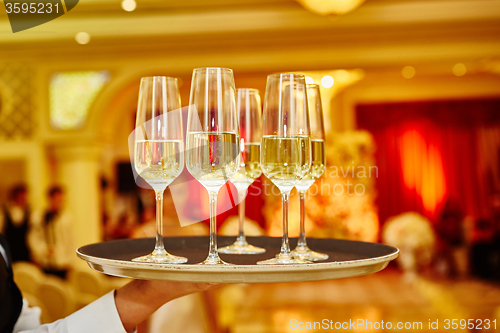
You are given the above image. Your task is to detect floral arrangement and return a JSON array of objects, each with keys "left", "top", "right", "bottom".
[
  {"left": 262, "top": 130, "right": 379, "bottom": 242},
  {"left": 382, "top": 212, "right": 436, "bottom": 275}
]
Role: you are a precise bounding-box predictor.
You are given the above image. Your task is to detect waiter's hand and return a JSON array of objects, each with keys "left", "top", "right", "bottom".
[{"left": 115, "top": 280, "right": 218, "bottom": 332}]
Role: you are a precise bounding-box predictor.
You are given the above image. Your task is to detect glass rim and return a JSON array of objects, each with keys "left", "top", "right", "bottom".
[
  {"left": 192, "top": 67, "right": 233, "bottom": 73},
  {"left": 237, "top": 88, "right": 260, "bottom": 93},
  {"left": 267, "top": 73, "right": 306, "bottom": 79},
  {"left": 140, "top": 76, "right": 178, "bottom": 82},
  {"left": 261, "top": 134, "right": 310, "bottom": 137},
  {"left": 306, "top": 83, "right": 320, "bottom": 89},
  {"left": 186, "top": 130, "right": 239, "bottom": 134}
]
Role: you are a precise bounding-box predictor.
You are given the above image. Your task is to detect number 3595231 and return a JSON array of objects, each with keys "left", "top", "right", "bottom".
[
  {"left": 443, "top": 319, "right": 496, "bottom": 330},
  {"left": 5, "top": 2, "right": 60, "bottom": 14}
]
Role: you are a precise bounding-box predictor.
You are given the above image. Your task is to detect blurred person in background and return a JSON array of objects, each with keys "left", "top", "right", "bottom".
[
  {"left": 137, "top": 186, "right": 156, "bottom": 225},
  {"left": 29, "top": 186, "right": 73, "bottom": 279},
  {"left": 491, "top": 193, "right": 500, "bottom": 280},
  {"left": 100, "top": 177, "right": 111, "bottom": 238},
  {"left": 103, "top": 192, "right": 138, "bottom": 241},
  {"left": 495, "top": 215, "right": 500, "bottom": 281},
  {"left": 434, "top": 199, "right": 466, "bottom": 278},
  {"left": 470, "top": 218, "right": 497, "bottom": 279},
  {"left": 0, "top": 184, "right": 32, "bottom": 263}
]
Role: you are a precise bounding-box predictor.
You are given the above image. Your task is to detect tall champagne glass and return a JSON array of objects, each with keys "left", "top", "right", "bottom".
[
  {"left": 185, "top": 68, "right": 240, "bottom": 265},
  {"left": 257, "top": 73, "right": 312, "bottom": 265},
  {"left": 219, "top": 88, "right": 266, "bottom": 255},
  {"left": 132, "top": 76, "right": 187, "bottom": 263},
  {"left": 291, "top": 84, "right": 328, "bottom": 261}
]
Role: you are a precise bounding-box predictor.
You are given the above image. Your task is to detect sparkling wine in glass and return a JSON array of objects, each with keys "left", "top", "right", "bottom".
[
  {"left": 257, "top": 73, "right": 312, "bottom": 265},
  {"left": 219, "top": 88, "right": 266, "bottom": 255},
  {"left": 132, "top": 76, "right": 187, "bottom": 264},
  {"left": 291, "top": 84, "right": 328, "bottom": 261},
  {"left": 185, "top": 67, "right": 240, "bottom": 265}
]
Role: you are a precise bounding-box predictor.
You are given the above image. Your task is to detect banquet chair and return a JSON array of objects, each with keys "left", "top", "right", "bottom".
[
  {"left": 12, "top": 261, "right": 46, "bottom": 296},
  {"left": 37, "top": 275, "right": 77, "bottom": 323},
  {"left": 21, "top": 291, "right": 42, "bottom": 308},
  {"left": 68, "top": 267, "right": 106, "bottom": 296},
  {"left": 21, "top": 291, "right": 51, "bottom": 324},
  {"left": 68, "top": 267, "right": 108, "bottom": 309}
]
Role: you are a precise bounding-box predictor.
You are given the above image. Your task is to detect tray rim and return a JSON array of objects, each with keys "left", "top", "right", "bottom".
[{"left": 77, "top": 237, "right": 399, "bottom": 274}]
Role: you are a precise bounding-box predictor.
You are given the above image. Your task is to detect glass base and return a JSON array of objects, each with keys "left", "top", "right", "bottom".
[
  {"left": 132, "top": 248, "right": 188, "bottom": 264},
  {"left": 291, "top": 245, "right": 329, "bottom": 262},
  {"left": 219, "top": 238, "right": 266, "bottom": 255},
  {"left": 257, "top": 252, "right": 312, "bottom": 265},
  {"left": 197, "top": 254, "right": 232, "bottom": 265}
]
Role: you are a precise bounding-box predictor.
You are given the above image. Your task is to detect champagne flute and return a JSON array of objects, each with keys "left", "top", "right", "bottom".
[
  {"left": 291, "top": 84, "right": 328, "bottom": 261},
  {"left": 185, "top": 67, "right": 240, "bottom": 265},
  {"left": 219, "top": 88, "right": 266, "bottom": 255},
  {"left": 257, "top": 73, "right": 312, "bottom": 265},
  {"left": 132, "top": 76, "right": 187, "bottom": 263}
]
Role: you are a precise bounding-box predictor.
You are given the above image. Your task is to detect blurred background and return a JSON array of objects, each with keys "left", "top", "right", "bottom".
[{"left": 1, "top": 0, "right": 500, "bottom": 332}]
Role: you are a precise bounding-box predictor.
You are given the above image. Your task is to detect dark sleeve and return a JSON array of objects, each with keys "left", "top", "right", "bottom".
[{"left": 0, "top": 235, "right": 23, "bottom": 333}]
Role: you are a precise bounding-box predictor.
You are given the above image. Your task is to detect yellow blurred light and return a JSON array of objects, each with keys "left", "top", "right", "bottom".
[
  {"left": 297, "top": 0, "right": 366, "bottom": 16},
  {"left": 321, "top": 75, "right": 334, "bottom": 88},
  {"left": 75, "top": 32, "right": 90, "bottom": 45},
  {"left": 121, "top": 0, "right": 136, "bottom": 12},
  {"left": 335, "top": 69, "right": 351, "bottom": 83},
  {"left": 305, "top": 76, "right": 314, "bottom": 84},
  {"left": 452, "top": 63, "right": 466, "bottom": 76},
  {"left": 402, "top": 66, "right": 415, "bottom": 79}
]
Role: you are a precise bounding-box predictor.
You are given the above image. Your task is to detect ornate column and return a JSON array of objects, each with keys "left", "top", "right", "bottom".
[{"left": 53, "top": 144, "right": 102, "bottom": 267}]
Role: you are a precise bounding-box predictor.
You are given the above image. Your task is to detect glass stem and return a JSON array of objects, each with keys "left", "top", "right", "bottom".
[
  {"left": 208, "top": 191, "right": 219, "bottom": 260},
  {"left": 237, "top": 190, "right": 246, "bottom": 243},
  {"left": 280, "top": 191, "right": 291, "bottom": 257},
  {"left": 154, "top": 189, "right": 167, "bottom": 256},
  {"left": 297, "top": 190, "right": 307, "bottom": 248}
]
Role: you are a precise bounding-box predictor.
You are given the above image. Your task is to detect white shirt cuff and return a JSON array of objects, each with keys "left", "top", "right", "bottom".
[
  {"left": 14, "top": 299, "right": 42, "bottom": 332},
  {"left": 66, "top": 291, "right": 127, "bottom": 333}
]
